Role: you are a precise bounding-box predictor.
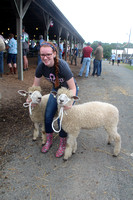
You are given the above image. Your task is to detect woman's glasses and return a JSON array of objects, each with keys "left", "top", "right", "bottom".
[{"left": 40, "top": 53, "right": 53, "bottom": 58}]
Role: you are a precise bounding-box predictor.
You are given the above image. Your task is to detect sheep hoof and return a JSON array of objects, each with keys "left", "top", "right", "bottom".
[
  {"left": 32, "top": 139, "right": 37, "bottom": 142},
  {"left": 107, "top": 142, "right": 111, "bottom": 145},
  {"left": 63, "top": 158, "right": 68, "bottom": 162},
  {"left": 112, "top": 154, "right": 117, "bottom": 157}
]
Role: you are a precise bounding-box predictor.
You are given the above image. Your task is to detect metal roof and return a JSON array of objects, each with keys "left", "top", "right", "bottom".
[{"left": 0, "top": 0, "right": 85, "bottom": 43}]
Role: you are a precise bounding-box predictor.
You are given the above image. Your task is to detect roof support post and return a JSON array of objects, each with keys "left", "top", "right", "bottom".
[
  {"left": 69, "top": 35, "right": 73, "bottom": 61},
  {"left": 43, "top": 12, "right": 52, "bottom": 41},
  {"left": 57, "top": 26, "right": 62, "bottom": 57},
  {"left": 16, "top": 17, "right": 23, "bottom": 80},
  {"left": 65, "top": 31, "right": 69, "bottom": 61},
  {"left": 13, "top": 0, "right": 32, "bottom": 80}
]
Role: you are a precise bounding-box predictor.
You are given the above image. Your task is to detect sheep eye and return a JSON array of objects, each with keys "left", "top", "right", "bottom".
[{"left": 29, "top": 92, "right": 32, "bottom": 95}]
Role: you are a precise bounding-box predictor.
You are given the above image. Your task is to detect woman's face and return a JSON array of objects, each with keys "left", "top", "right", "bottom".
[{"left": 40, "top": 46, "right": 56, "bottom": 67}]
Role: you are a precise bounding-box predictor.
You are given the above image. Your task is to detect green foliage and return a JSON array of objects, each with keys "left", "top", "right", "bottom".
[
  {"left": 90, "top": 41, "right": 133, "bottom": 59},
  {"left": 123, "top": 64, "right": 133, "bottom": 70}
]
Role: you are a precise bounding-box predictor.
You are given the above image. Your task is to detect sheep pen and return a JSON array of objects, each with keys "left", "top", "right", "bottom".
[{"left": 52, "top": 87, "right": 121, "bottom": 161}]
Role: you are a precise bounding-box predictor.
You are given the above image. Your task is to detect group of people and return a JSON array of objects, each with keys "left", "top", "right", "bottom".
[
  {"left": 59, "top": 42, "right": 78, "bottom": 66},
  {"left": 111, "top": 53, "right": 121, "bottom": 66},
  {"left": 0, "top": 26, "right": 29, "bottom": 77},
  {"left": 78, "top": 42, "right": 103, "bottom": 77}
]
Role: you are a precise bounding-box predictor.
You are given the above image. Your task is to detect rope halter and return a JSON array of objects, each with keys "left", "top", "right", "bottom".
[
  {"left": 52, "top": 94, "right": 71, "bottom": 133},
  {"left": 19, "top": 90, "right": 42, "bottom": 115}
]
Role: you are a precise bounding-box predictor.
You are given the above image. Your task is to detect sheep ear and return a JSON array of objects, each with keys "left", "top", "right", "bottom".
[
  {"left": 72, "top": 96, "right": 80, "bottom": 101},
  {"left": 18, "top": 90, "right": 28, "bottom": 97},
  {"left": 51, "top": 91, "right": 57, "bottom": 97}
]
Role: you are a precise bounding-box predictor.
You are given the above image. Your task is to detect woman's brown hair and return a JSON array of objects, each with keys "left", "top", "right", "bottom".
[{"left": 41, "top": 41, "right": 59, "bottom": 88}]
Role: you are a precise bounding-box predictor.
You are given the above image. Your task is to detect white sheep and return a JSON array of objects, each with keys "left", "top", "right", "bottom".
[
  {"left": 18, "top": 86, "right": 49, "bottom": 144},
  {"left": 52, "top": 87, "right": 121, "bottom": 160}
]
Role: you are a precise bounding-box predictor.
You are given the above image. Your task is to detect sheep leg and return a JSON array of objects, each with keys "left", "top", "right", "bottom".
[
  {"left": 106, "top": 126, "right": 121, "bottom": 156},
  {"left": 64, "top": 135, "right": 75, "bottom": 160},
  {"left": 72, "top": 138, "right": 77, "bottom": 154},
  {"left": 113, "top": 132, "right": 121, "bottom": 156},
  {"left": 33, "top": 122, "right": 39, "bottom": 141},
  {"left": 41, "top": 124, "right": 46, "bottom": 145}
]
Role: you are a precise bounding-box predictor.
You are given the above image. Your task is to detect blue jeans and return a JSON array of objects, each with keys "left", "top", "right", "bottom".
[
  {"left": 59, "top": 51, "right": 62, "bottom": 59},
  {"left": 0, "top": 52, "right": 3, "bottom": 74},
  {"left": 38, "top": 55, "right": 42, "bottom": 66},
  {"left": 45, "top": 84, "right": 79, "bottom": 138},
  {"left": 92, "top": 59, "right": 102, "bottom": 76},
  {"left": 79, "top": 57, "right": 91, "bottom": 77}
]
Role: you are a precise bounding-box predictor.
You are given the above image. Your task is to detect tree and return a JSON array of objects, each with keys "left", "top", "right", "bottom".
[{"left": 90, "top": 41, "right": 133, "bottom": 59}]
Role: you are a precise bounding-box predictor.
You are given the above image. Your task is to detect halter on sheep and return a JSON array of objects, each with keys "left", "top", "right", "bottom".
[
  {"left": 18, "top": 90, "right": 42, "bottom": 115},
  {"left": 51, "top": 91, "right": 79, "bottom": 133},
  {"left": 18, "top": 87, "right": 49, "bottom": 144}
]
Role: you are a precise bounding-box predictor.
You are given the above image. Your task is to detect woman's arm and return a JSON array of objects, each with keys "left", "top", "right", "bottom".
[
  {"left": 32, "top": 77, "right": 41, "bottom": 86},
  {"left": 63, "top": 77, "right": 76, "bottom": 110},
  {"left": 66, "top": 77, "right": 76, "bottom": 96}
]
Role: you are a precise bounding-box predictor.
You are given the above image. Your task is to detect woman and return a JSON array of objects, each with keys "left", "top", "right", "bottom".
[
  {"left": 6, "top": 33, "right": 17, "bottom": 74},
  {"left": 117, "top": 54, "right": 121, "bottom": 66},
  {"left": 32, "top": 41, "right": 78, "bottom": 157}
]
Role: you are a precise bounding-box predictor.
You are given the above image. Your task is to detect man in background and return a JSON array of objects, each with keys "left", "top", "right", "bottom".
[
  {"left": 92, "top": 42, "right": 103, "bottom": 77},
  {"left": 59, "top": 41, "right": 63, "bottom": 59},
  {"left": 78, "top": 42, "right": 93, "bottom": 77},
  {"left": 71, "top": 44, "right": 78, "bottom": 66},
  {"left": 111, "top": 52, "right": 116, "bottom": 65},
  {"left": 37, "top": 35, "right": 44, "bottom": 65}
]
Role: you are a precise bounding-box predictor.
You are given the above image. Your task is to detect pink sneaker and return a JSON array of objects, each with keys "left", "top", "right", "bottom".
[
  {"left": 41, "top": 133, "right": 53, "bottom": 153},
  {"left": 56, "top": 137, "right": 67, "bottom": 158}
]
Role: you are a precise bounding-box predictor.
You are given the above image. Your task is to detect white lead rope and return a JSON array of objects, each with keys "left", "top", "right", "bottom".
[
  {"left": 23, "top": 102, "right": 32, "bottom": 115},
  {"left": 21, "top": 91, "right": 40, "bottom": 115},
  {"left": 52, "top": 107, "right": 68, "bottom": 133},
  {"left": 52, "top": 96, "right": 71, "bottom": 133}
]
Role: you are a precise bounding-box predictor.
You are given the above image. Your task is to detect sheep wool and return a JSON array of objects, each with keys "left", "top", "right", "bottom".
[
  {"left": 54, "top": 87, "right": 121, "bottom": 161},
  {"left": 19, "top": 86, "right": 49, "bottom": 144}
]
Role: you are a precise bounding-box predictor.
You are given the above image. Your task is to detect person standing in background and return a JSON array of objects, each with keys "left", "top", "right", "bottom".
[
  {"left": 22, "top": 26, "right": 29, "bottom": 71},
  {"left": 117, "top": 54, "right": 121, "bottom": 66},
  {"left": 37, "top": 35, "right": 44, "bottom": 65},
  {"left": 59, "top": 41, "right": 63, "bottom": 59},
  {"left": 71, "top": 44, "right": 78, "bottom": 66},
  {"left": 6, "top": 33, "right": 17, "bottom": 74},
  {"left": 92, "top": 42, "right": 103, "bottom": 77},
  {"left": 78, "top": 42, "right": 93, "bottom": 78},
  {"left": 111, "top": 52, "right": 116, "bottom": 65},
  {"left": 0, "top": 35, "right": 5, "bottom": 78}
]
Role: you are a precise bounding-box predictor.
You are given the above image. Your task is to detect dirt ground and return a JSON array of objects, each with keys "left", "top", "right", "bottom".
[{"left": 1, "top": 58, "right": 133, "bottom": 200}]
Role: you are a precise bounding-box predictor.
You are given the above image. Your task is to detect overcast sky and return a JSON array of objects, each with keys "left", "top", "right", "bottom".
[{"left": 52, "top": 0, "right": 133, "bottom": 44}]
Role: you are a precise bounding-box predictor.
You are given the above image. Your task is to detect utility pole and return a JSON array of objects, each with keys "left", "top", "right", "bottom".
[
  {"left": 116, "top": 41, "right": 118, "bottom": 58},
  {"left": 127, "top": 28, "right": 131, "bottom": 56}
]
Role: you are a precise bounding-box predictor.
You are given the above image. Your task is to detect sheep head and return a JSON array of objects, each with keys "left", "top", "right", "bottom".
[
  {"left": 27, "top": 86, "right": 42, "bottom": 104},
  {"left": 18, "top": 86, "right": 42, "bottom": 106},
  {"left": 51, "top": 87, "right": 79, "bottom": 107}
]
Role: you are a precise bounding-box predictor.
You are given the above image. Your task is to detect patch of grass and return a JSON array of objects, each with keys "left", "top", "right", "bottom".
[{"left": 123, "top": 64, "right": 133, "bottom": 70}]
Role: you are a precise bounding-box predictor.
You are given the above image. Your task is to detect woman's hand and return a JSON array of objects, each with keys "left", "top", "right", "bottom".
[{"left": 63, "top": 105, "right": 72, "bottom": 110}]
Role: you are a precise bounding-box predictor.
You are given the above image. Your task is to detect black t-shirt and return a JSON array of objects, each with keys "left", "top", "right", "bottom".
[{"left": 35, "top": 59, "right": 75, "bottom": 89}]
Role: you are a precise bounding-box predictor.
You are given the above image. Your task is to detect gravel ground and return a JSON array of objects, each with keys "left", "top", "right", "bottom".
[{"left": 0, "top": 60, "right": 133, "bottom": 200}]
